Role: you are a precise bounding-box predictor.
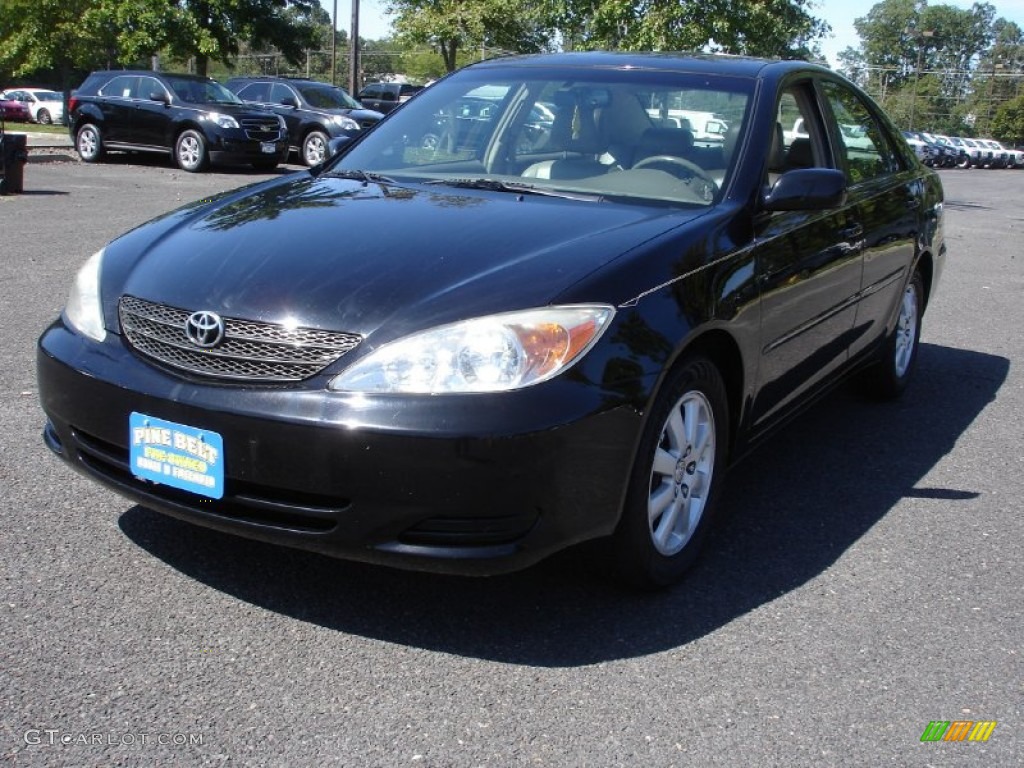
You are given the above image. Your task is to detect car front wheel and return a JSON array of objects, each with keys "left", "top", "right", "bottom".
[
  {"left": 302, "top": 131, "right": 330, "bottom": 166},
  {"left": 175, "top": 129, "right": 209, "bottom": 173},
  {"left": 76, "top": 124, "right": 104, "bottom": 163},
  {"left": 613, "top": 356, "right": 729, "bottom": 588}
]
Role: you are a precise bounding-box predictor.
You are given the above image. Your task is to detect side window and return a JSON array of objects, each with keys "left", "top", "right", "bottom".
[
  {"left": 380, "top": 89, "right": 397, "bottom": 103},
  {"left": 238, "top": 82, "right": 270, "bottom": 102},
  {"left": 136, "top": 77, "right": 166, "bottom": 101},
  {"left": 98, "top": 76, "right": 137, "bottom": 99},
  {"left": 360, "top": 86, "right": 380, "bottom": 100},
  {"left": 821, "top": 81, "right": 898, "bottom": 184},
  {"left": 270, "top": 83, "right": 294, "bottom": 105}
]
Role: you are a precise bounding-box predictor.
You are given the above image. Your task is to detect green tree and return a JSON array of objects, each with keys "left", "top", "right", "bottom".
[
  {"left": 991, "top": 93, "right": 1024, "bottom": 144},
  {"left": 0, "top": 0, "right": 118, "bottom": 92},
  {"left": 541, "top": 0, "right": 827, "bottom": 57},
  {"left": 0, "top": 0, "right": 322, "bottom": 83},
  {"left": 387, "top": 0, "right": 553, "bottom": 72}
]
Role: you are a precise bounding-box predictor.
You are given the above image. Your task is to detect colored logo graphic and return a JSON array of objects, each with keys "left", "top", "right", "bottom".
[{"left": 921, "top": 721, "right": 997, "bottom": 742}]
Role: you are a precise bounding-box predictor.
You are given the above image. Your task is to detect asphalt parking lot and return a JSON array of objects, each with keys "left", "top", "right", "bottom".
[{"left": 1, "top": 155, "right": 1021, "bottom": 766}]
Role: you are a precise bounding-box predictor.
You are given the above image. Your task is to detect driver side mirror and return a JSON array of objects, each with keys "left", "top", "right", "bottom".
[
  {"left": 281, "top": 96, "right": 299, "bottom": 108},
  {"left": 763, "top": 168, "right": 847, "bottom": 212}
]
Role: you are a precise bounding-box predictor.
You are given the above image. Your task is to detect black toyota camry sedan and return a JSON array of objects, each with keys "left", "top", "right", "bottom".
[{"left": 38, "top": 53, "right": 945, "bottom": 587}]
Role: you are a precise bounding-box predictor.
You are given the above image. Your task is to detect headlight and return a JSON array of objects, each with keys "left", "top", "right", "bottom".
[
  {"left": 63, "top": 249, "right": 106, "bottom": 342},
  {"left": 329, "top": 305, "right": 614, "bottom": 394},
  {"left": 204, "top": 112, "right": 239, "bottom": 129},
  {"left": 331, "top": 115, "right": 360, "bottom": 131}
]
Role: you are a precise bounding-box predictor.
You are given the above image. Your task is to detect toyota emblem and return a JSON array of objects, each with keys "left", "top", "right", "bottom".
[{"left": 185, "top": 311, "right": 225, "bottom": 348}]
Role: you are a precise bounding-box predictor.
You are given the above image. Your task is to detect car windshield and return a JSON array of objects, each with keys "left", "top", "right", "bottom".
[
  {"left": 300, "top": 85, "right": 362, "bottom": 110},
  {"left": 335, "top": 66, "right": 752, "bottom": 207},
  {"left": 33, "top": 91, "right": 61, "bottom": 101},
  {"left": 166, "top": 77, "right": 241, "bottom": 105}
]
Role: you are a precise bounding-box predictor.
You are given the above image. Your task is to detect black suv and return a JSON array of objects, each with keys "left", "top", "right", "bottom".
[
  {"left": 68, "top": 71, "right": 289, "bottom": 172},
  {"left": 225, "top": 76, "right": 383, "bottom": 166},
  {"left": 356, "top": 82, "right": 424, "bottom": 114}
]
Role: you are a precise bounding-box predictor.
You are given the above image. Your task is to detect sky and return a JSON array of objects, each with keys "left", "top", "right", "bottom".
[{"left": 320, "top": 0, "right": 1024, "bottom": 68}]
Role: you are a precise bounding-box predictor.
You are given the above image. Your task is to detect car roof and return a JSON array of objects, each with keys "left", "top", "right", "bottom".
[
  {"left": 462, "top": 51, "right": 829, "bottom": 80},
  {"left": 88, "top": 70, "right": 217, "bottom": 82}
]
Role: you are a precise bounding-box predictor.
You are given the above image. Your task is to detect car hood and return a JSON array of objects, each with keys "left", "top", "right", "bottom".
[
  {"left": 180, "top": 102, "right": 278, "bottom": 119},
  {"left": 330, "top": 107, "right": 384, "bottom": 123},
  {"left": 104, "top": 173, "right": 708, "bottom": 343}
]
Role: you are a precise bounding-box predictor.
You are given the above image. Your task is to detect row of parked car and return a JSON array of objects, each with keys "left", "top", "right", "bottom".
[
  {"left": 901, "top": 130, "right": 1024, "bottom": 169},
  {"left": 0, "top": 88, "right": 66, "bottom": 124},
  {"left": 6, "top": 71, "right": 419, "bottom": 172}
]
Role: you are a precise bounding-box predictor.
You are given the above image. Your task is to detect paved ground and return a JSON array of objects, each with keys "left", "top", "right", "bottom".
[{"left": 1, "top": 157, "right": 1021, "bottom": 766}]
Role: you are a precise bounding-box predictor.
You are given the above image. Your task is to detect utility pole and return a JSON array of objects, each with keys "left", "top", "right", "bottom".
[
  {"left": 331, "top": 0, "right": 338, "bottom": 85},
  {"left": 349, "top": 0, "right": 360, "bottom": 95}
]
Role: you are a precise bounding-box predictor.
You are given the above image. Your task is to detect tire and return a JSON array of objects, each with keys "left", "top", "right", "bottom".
[
  {"left": 613, "top": 356, "right": 729, "bottom": 588},
  {"left": 861, "top": 269, "right": 924, "bottom": 399},
  {"left": 175, "top": 129, "right": 209, "bottom": 173},
  {"left": 37, "top": 108, "right": 52, "bottom": 125},
  {"left": 302, "top": 130, "right": 330, "bottom": 166},
  {"left": 76, "top": 124, "right": 104, "bottom": 163}
]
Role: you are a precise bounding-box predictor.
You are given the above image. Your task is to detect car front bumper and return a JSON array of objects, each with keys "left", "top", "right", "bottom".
[{"left": 37, "top": 319, "right": 643, "bottom": 575}]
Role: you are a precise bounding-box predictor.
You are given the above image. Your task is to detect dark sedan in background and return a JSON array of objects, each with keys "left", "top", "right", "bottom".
[{"left": 38, "top": 53, "right": 944, "bottom": 587}]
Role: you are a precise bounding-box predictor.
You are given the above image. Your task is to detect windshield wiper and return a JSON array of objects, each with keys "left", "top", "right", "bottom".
[
  {"left": 324, "top": 169, "right": 397, "bottom": 184},
  {"left": 424, "top": 178, "right": 603, "bottom": 202}
]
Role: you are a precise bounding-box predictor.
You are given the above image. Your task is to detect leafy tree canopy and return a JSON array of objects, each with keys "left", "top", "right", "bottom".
[{"left": 0, "top": 0, "right": 323, "bottom": 81}]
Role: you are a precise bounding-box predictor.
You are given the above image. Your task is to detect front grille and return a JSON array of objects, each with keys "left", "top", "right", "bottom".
[
  {"left": 240, "top": 117, "right": 283, "bottom": 141},
  {"left": 119, "top": 295, "right": 361, "bottom": 382}
]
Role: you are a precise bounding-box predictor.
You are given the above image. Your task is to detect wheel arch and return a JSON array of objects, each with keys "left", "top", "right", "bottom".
[
  {"left": 171, "top": 121, "right": 207, "bottom": 146},
  {"left": 672, "top": 328, "right": 745, "bottom": 461},
  {"left": 913, "top": 249, "right": 934, "bottom": 311}
]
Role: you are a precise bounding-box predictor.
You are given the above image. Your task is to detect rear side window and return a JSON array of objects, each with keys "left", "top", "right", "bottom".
[{"left": 821, "top": 81, "right": 900, "bottom": 184}]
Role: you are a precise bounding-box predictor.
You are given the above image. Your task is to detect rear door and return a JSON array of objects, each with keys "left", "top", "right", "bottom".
[
  {"left": 819, "top": 79, "right": 920, "bottom": 365},
  {"left": 95, "top": 75, "right": 139, "bottom": 144}
]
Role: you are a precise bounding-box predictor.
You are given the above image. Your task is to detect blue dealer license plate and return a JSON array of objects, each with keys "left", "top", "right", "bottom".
[{"left": 129, "top": 413, "right": 224, "bottom": 499}]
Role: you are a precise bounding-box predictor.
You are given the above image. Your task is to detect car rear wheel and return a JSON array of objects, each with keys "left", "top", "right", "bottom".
[
  {"left": 861, "top": 269, "right": 924, "bottom": 399},
  {"left": 302, "top": 130, "right": 330, "bottom": 166},
  {"left": 613, "top": 356, "right": 729, "bottom": 588},
  {"left": 76, "top": 124, "right": 104, "bottom": 163},
  {"left": 175, "top": 129, "right": 209, "bottom": 173},
  {"left": 37, "top": 108, "right": 52, "bottom": 125}
]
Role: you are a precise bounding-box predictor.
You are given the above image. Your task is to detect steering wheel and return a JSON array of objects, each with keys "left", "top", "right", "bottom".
[{"left": 633, "top": 154, "right": 715, "bottom": 185}]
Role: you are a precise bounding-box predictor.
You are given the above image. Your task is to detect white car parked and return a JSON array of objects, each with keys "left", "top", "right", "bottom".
[{"left": 0, "top": 87, "right": 64, "bottom": 124}]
